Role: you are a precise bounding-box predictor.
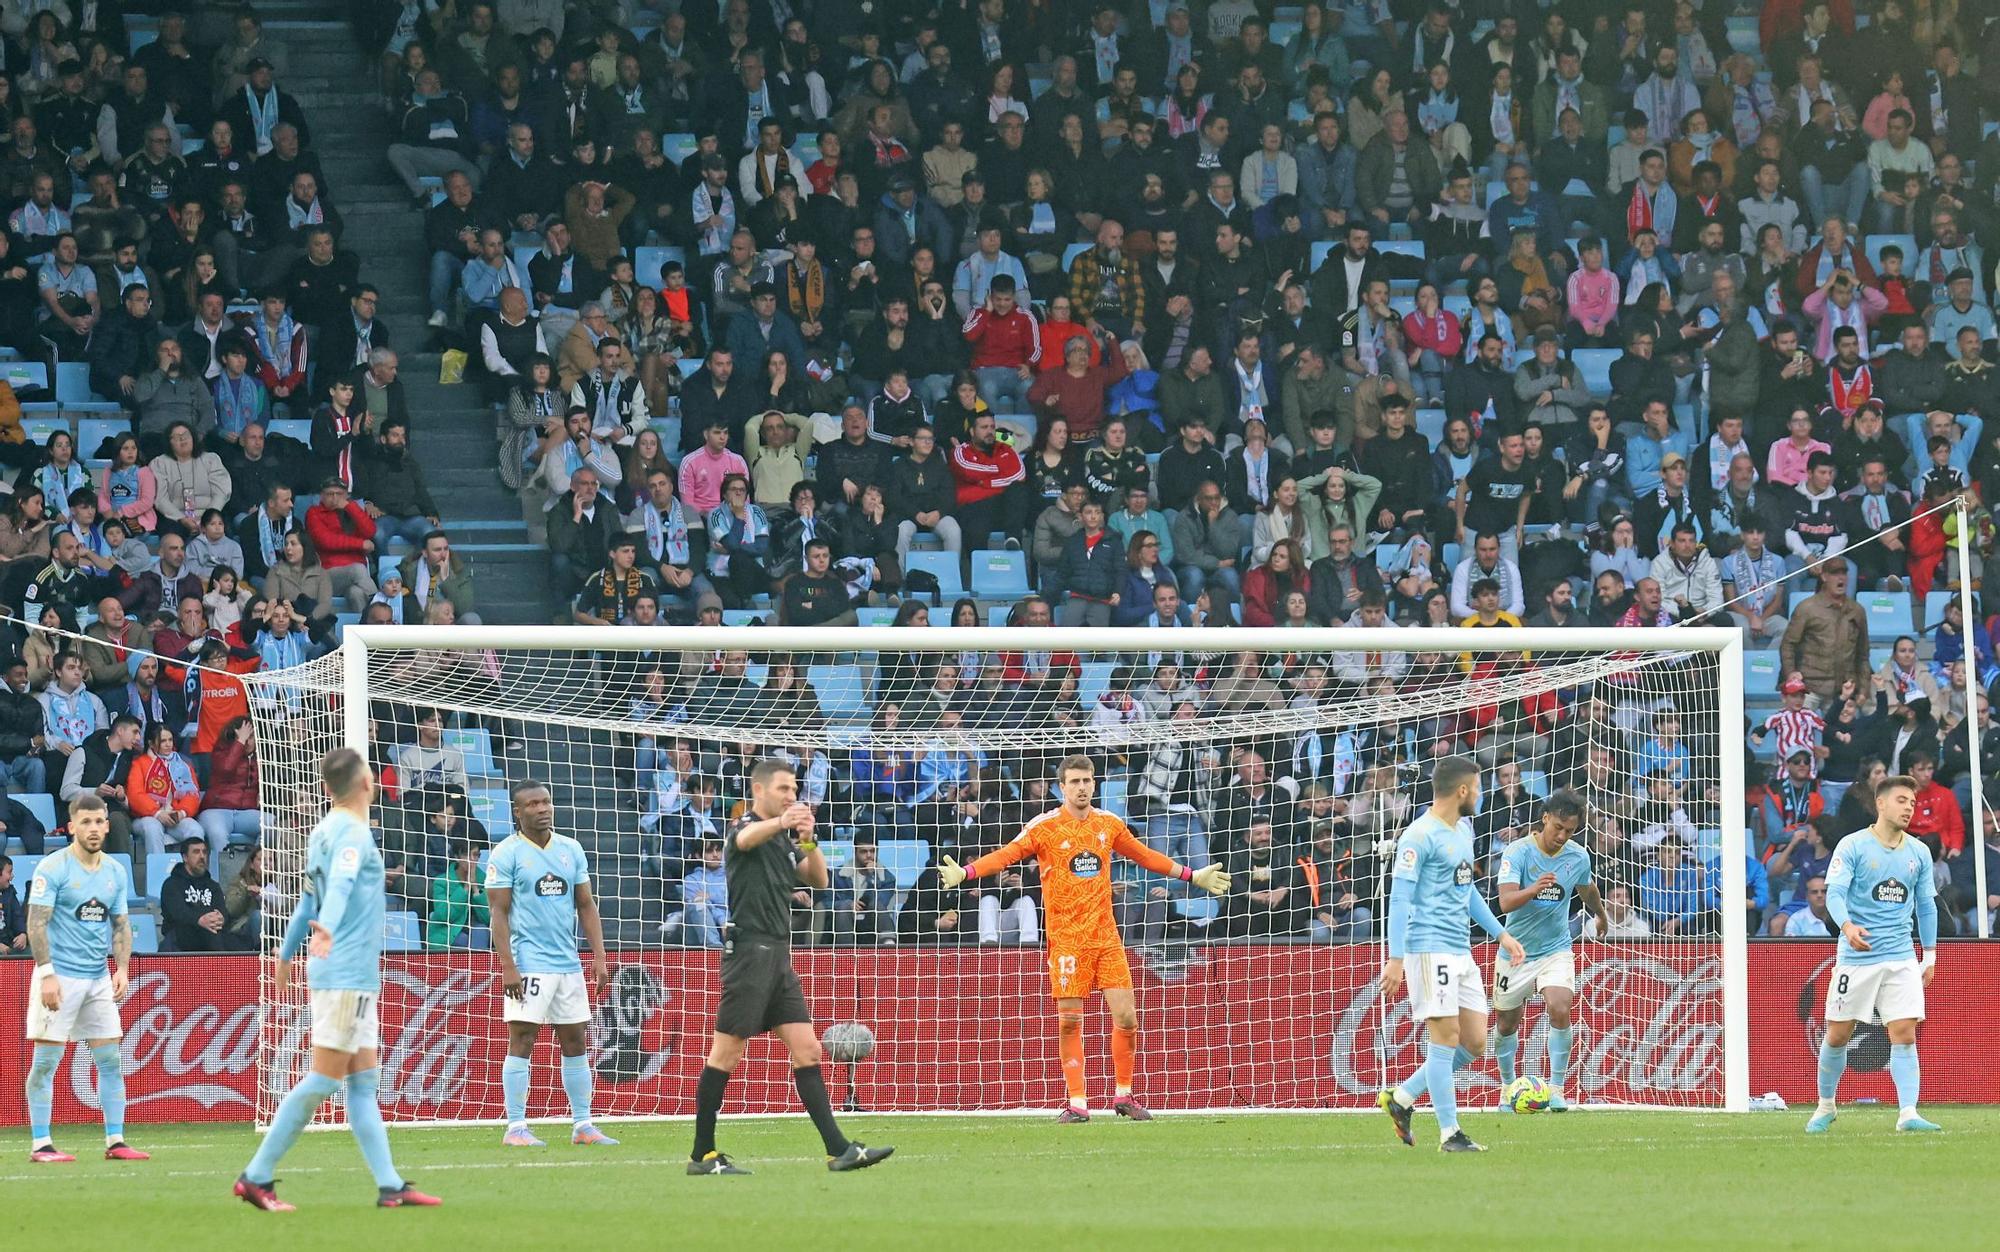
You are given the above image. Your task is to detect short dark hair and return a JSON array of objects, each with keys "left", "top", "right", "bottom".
[
  {"left": 749, "top": 757, "right": 796, "bottom": 787},
  {"left": 320, "top": 747, "right": 369, "bottom": 798},
  {"left": 1432, "top": 756, "right": 1480, "bottom": 799},
  {"left": 1544, "top": 789, "right": 1586, "bottom": 824},
  {"left": 1057, "top": 753, "right": 1094, "bottom": 780}
]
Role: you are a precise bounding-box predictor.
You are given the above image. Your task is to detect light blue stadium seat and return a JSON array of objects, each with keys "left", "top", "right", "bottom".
[
  {"left": 1855, "top": 592, "right": 1915, "bottom": 642},
  {"left": 1062, "top": 242, "right": 1091, "bottom": 270},
  {"left": 1078, "top": 659, "right": 1117, "bottom": 708},
  {"left": 1173, "top": 896, "right": 1220, "bottom": 922},
  {"left": 807, "top": 663, "right": 871, "bottom": 721},
  {"left": 55, "top": 362, "right": 119, "bottom": 414},
  {"left": 720, "top": 608, "right": 763, "bottom": 627},
  {"left": 987, "top": 605, "right": 1012, "bottom": 626},
  {"left": 11, "top": 854, "right": 37, "bottom": 895},
  {"left": 147, "top": 856, "right": 175, "bottom": 901},
  {"left": 905, "top": 549, "right": 965, "bottom": 597},
  {"left": 1098, "top": 777, "right": 1128, "bottom": 820},
  {"left": 1376, "top": 238, "right": 1425, "bottom": 267},
  {"left": 266, "top": 418, "right": 312, "bottom": 441},
  {"left": 855, "top": 606, "right": 899, "bottom": 626},
  {"left": 1442, "top": 541, "right": 1462, "bottom": 570},
  {"left": 1268, "top": 18, "right": 1302, "bottom": 46},
  {"left": 971, "top": 548, "right": 1029, "bottom": 598},
  {"left": 383, "top": 912, "right": 422, "bottom": 952},
  {"left": 660, "top": 132, "right": 698, "bottom": 165},
  {"left": 442, "top": 726, "right": 498, "bottom": 778},
  {"left": 77, "top": 418, "right": 128, "bottom": 458},
  {"left": 109, "top": 853, "right": 138, "bottom": 902},
  {"left": 1521, "top": 770, "right": 1549, "bottom": 799},
  {"left": 18, "top": 791, "right": 56, "bottom": 832},
  {"left": 512, "top": 245, "right": 540, "bottom": 298},
  {"left": 1414, "top": 407, "right": 1446, "bottom": 448},
  {"left": 1924, "top": 590, "right": 1955, "bottom": 629},
  {"left": 1743, "top": 650, "right": 1782, "bottom": 697},
  {"left": 129, "top": 912, "right": 158, "bottom": 954},
  {"left": 1788, "top": 589, "right": 1812, "bottom": 616},
  {"left": 1572, "top": 348, "right": 1619, "bottom": 399},
  {"left": 878, "top": 839, "right": 930, "bottom": 890},
  {"left": 634, "top": 245, "right": 686, "bottom": 288},
  {"left": 1310, "top": 240, "right": 1334, "bottom": 272},
  {"left": 1441, "top": 293, "right": 1472, "bottom": 320},
  {"left": 820, "top": 839, "right": 854, "bottom": 871}
]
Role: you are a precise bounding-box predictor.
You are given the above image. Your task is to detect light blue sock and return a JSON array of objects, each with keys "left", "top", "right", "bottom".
[
  {"left": 1452, "top": 1045, "right": 1475, "bottom": 1071},
  {"left": 1548, "top": 1026, "right": 1574, "bottom": 1091},
  {"left": 245, "top": 1071, "right": 341, "bottom": 1183},
  {"left": 26, "top": 1043, "right": 62, "bottom": 1142},
  {"left": 90, "top": 1043, "right": 126, "bottom": 1142},
  {"left": 1888, "top": 1043, "right": 1921, "bottom": 1113},
  {"left": 345, "top": 1068, "right": 404, "bottom": 1191},
  {"left": 502, "top": 1055, "right": 531, "bottom": 1125},
  {"left": 1495, "top": 1033, "right": 1519, "bottom": 1085},
  {"left": 1427, "top": 1042, "right": 1461, "bottom": 1135},
  {"left": 561, "top": 1053, "right": 594, "bottom": 1126},
  {"left": 1817, "top": 1040, "right": 1848, "bottom": 1103},
  {"left": 1395, "top": 1059, "right": 1429, "bottom": 1106}
]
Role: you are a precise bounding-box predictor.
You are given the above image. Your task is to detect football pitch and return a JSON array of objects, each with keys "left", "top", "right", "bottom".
[{"left": 13, "top": 1109, "right": 1996, "bottom": 1249}]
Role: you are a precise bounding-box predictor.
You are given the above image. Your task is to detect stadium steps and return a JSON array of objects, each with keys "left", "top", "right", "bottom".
[{"left": 286, "top": 7, "right": 552, "bottom": 624}]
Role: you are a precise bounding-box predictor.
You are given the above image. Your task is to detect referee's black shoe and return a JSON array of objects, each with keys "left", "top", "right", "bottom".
[
  {"left": 827, "top": 1142, "right": 894, "bottom": 1172},
  {"left": 687, "top": 1152, "right": 751, "bottom": 1175}
]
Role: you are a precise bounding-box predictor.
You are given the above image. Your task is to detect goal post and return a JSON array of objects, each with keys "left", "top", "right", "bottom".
[{"left": 250, "top": 623, "right": 1748, "bottom": 1125}]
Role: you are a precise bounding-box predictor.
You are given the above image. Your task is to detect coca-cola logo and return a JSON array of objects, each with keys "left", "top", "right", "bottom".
[
  {"left": 70, "top": 969, "right": 259, "bottom": 1110},
  {"left": 591, "top": 964, "right": 672, "bottom": 1086},
  {"left": 379, "top": 967, "right": 487, "bottom": 1109},
  {"left": 1326, "top": 954, "right": 1726, "bottom": 1098}
]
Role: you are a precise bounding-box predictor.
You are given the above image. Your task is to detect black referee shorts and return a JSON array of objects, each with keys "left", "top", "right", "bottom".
[{"left": 715, "top": 936, "right": 812, "bottom": 1039}]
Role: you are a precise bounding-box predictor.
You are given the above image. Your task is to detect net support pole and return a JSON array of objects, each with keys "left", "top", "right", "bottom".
[
  {"left": 341, "top": 634, "right": 370, "bottom": 755},
  {"left": 1717, "top": 628, "right": 1750, "bottom": 1113},
  {"left": 1957, "top": 499, "right": 1990, "bottom": 939}
]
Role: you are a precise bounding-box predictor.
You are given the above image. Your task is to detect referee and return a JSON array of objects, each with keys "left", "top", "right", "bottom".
[{"left": 687, "top": 758, "right": 894, "bottom": 1176}]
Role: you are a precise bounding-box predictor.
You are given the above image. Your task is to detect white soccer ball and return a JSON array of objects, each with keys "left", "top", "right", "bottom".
[{"left": 823, "top": 1021, "right": 877, "bottom": 1063}]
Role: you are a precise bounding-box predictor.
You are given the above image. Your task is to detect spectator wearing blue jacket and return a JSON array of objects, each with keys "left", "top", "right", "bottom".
[
  {"left": 1057, "top": 499, "right": 1125, "bottom": 627},
  {"left": 1637, "top": 834, "right": 1720, "bottom": 936}
]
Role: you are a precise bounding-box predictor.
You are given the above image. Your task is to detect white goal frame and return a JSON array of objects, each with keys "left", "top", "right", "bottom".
[{"left": 330, "top": 623, "right": 1751, "bottom": 1115}]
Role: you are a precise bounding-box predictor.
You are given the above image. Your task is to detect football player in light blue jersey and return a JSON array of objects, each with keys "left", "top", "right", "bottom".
[
  {"left": 1377, "top": 757, "right": 1525, "bottom": 1153},
  {"left": 236, "top": 749, "right": 442, "bottom": 1213},
  {"left": 23, "top": 795, "right": 149, "bottom": 1164},
  {"left": 1808, "top": 774, "right": 1942, "bottom": 1135},
  {"left": 488, "top": 780, "right": 615, "bottom": 1148},
  {"left": 1491, "top": 791, "right": 1606, "bottom": 1113}
]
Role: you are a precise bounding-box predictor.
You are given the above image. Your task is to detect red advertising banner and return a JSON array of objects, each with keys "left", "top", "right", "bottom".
[{"left": 2, "top": 943, "right": 1995, "bottom": 1126}]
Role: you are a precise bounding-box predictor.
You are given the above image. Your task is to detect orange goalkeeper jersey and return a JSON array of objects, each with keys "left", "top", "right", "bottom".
[{"left": 968, "top": 805, "right": 1177, "bottom": 950}]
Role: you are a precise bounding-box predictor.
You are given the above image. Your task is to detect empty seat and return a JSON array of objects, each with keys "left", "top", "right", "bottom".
[
  {"left": 443, "top": 726, "right": 498, "bottom": 777},
  {"left": 1572, "top": 348, "right": 1620, "bottom": 399},
  {"left": 634, "top": 245, "right": 687, "bottom": 288},
  {"left": 970, "top": 548, "right": 1029, "bottom": 598},
  {"left": 1743, "top": 650, "right": 1783, "bottom": 697},
  {"left": 807, "top": 663, "right": 871, "bottom": 721},
  {"left": 18, "top": 792, "right": 56, "bottom": 831},
  {"left": 129, "top": 912, "right": 158, "bottom": 954},
  {"left": 383, "top": 912, "right": 423, "bottom": 952},
  {"left": 1855, "top": 592, "right": 1916, "bottom": 642},
  {"left": 877, "top": 839, "right": 930, "bottom": 890}
]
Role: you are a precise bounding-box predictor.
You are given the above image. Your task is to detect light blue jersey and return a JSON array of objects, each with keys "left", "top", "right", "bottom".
[
  {"left": 1391, "top": 812, "right": 1483, "bottom": 956},
  {"left": 485, "top": 833, "right": 589, "bottom": 975},
  {"left": 26, "top": 850, "right": 128, "bottom": 979},
  {"left": 1825, "top": 831, "right": 1937, "bottom": 967},
  {"left": 1497, "top": 838, "right": 1594, "bottom": 962},
  {"left": 303, "top": 809, "right": 386, "bottom": 993}
]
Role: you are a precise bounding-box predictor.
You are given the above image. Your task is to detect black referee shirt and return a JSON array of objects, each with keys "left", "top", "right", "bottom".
[{"left": 725, "top": 818, "right": 799, "bottom": 944}]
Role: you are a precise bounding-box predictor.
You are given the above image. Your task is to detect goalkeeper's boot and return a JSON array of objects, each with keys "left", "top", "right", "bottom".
[
  {"left": 1377, "top": 1089, "right": 1415, "bottom": 1147},
  {"left": 29, "top": 1144, "right": 75, "bottom": 1164},
  {"left": 1495, "top": 1098, "right": 1513, "bottom": 1115},
  {"left": 502, "top": 1125, "right": 545, "bottom": 1147},
  {"left": 572, "top": 1124, "right": 619, "bottom": 1146},
  {"left": 1547, "top": 1090, "right": 1570, "bottom": 1113},
  {"left": 104, "top": 1142, "right": 150, "bottom": 1160},
  {"left": 1804, "top": 1108, "right": 1837, "bottom": 1135},
  {"left": 1113, "top": 1097, "right": 1153, "bottom": 1121},
  {"left": 1055, "top": 1106, "right": 1091, "bottom": 1124},
  {"left": 234, "top": 1176, "right": 295, "bottom": 1212},
  {"left": 827, "top": 1142, "right": 895, "bottom": 1172},
  {"left": 377, "top": 1181, "right": 443, "bottom": 1207},
  {"left": 1896, "top": 1115, "right": 1942, "bottom": 1133},
  {"left": 1439, "top": 1129, "right": 1487, "bottom": 1153},
  {"left": 687, "top": 1151, "right": 751, "bottom": 1176}
]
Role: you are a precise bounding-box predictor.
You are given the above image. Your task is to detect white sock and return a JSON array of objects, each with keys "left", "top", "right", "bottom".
[
  {"left": 105, "top": 1132, "right": 121, "bottom": 1148},
  {"left": 32, "top": 1136, "right": 52, "bottom": 1150},
  {"left": 1899, "top": 1106, "right": 1920, "bottom": 1122},
  {"left": 1069, "top": 1097, "right": 1088, "bottom": 1112},
  {"left": 1816, "top": 1099, "right": 1837, "bottom": 1116}
]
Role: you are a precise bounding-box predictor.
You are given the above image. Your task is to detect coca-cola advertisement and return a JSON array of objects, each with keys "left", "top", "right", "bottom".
[{"left": 3, "top": 944, "right": 1995, "bottom": 1125}]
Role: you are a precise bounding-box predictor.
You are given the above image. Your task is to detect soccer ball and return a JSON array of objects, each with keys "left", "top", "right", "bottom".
[{"left": 1504, "top": 1076, "right": 1553, "bottom": 1113}]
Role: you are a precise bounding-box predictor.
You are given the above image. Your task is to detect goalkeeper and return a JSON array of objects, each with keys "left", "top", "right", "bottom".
[{"left": 941, "top": 755, "right": 1229, "bottom": 1121}]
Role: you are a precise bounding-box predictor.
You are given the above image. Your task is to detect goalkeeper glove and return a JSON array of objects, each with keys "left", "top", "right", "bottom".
[
  {"left": 1190, "top": 864, "right": 1230, "bottom": 896},
  {"left": 938, "top": 857, "right": 968, "bottom": 889}
]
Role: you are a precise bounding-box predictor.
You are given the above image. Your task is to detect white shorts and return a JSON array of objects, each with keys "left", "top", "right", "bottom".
[
  {"left": 1493, "top": 950, "right": 1577, "bottom": 1012},
  {"left": 1406, "top": 952, "right": 1488, "bottom": 1021},
  {"left": 1824, "top": 959, "right": 1926, "bottom": 1025},
  {"left": 310, "top": 988, "right": 381, "bottom": 1053},
  {"left": 502, "top": 971, "right": 591, "bottom": 1026},
  {"left": 25, "top": 974, "right": 121, "bottom": 1044}
]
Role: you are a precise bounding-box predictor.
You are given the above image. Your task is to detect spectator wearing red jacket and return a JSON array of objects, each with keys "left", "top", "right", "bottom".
[
  {"left": 128, "top": 722, "right": 205, "bottom": 860},
  {"left": 961, "top": 274, "right": 1041, "bottom": 420},
  {"left": 949, "top": 411, "right": 1034, "bottom": 553},
  {"left": 1906, "top": 749, "right": 1966, "bottom": 859},
  {"left": 303, "top": 476, "right": 380, "bottom": 610}
]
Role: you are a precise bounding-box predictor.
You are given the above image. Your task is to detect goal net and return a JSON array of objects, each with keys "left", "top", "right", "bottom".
[{"left": 246, "top": 624, "right": 1746, "bottom": 1126}]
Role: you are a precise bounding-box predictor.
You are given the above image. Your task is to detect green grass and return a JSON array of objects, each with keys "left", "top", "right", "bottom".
[{"left": 16, "top": 1108, "right": 1999, "bottom": 1249}]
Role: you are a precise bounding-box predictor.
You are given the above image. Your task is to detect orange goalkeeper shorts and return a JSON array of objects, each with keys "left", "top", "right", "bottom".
[{"left": 1047, "top": 942, "right": 1132, "bottom": 1000}]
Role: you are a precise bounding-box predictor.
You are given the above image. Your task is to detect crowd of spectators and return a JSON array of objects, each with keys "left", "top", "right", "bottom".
[{"left": 4, "top": 0, "right": 2000, "bottom": 955}]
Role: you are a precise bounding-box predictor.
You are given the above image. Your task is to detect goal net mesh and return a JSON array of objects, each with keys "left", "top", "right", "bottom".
[{"left": 247, "top": 630, "right": 1732, "bottom": 1125}]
